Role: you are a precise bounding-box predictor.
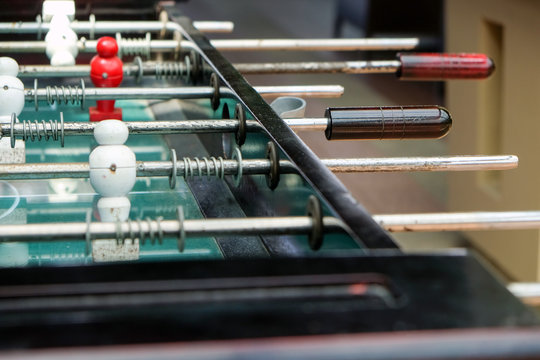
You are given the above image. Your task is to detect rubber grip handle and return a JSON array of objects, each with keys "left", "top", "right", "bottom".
[
  {"left": 324, "top": 106, "right": 452, "bottom": 140},
  {"left": 397, "top": 53, "right": 495, "bottom": 80}
]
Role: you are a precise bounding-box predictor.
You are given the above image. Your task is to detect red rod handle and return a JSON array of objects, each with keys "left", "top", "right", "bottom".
[{"left": 397, "top": 53, "right": 495, "bottom": 80}]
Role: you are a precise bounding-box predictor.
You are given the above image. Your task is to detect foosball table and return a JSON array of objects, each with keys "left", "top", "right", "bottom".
[{"left": 1, "top": 1, "right": 540, "bottom": 359}]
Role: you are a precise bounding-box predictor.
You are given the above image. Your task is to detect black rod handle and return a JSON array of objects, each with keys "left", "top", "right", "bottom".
[{"left": 324, "top": 106, "right": 452, "bottom": 140}]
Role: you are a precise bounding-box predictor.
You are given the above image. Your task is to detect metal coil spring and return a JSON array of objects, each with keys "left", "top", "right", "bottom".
[
  {"left": 116, "top": 32, "right": 152, "bottom": 58},
  {"left": 46, "top": 84, "right": 84, "bottom": 107},
  {"left": 106, "top": 208, "right": 186, "bottom": 253},
  {"left": 183, "top": 156, "right": 226, "bottom": 180},
  {"left": 85, "top": 211, "right": 185, "bottom": 255},
  {"left": 170, "top": 147, "right": 243, "bottom": 188},
  {"left": 169, "top": 149, "right": 228, "bottom": 189},
  {"left": 37, "top": 78, "right": 85, "bottom": 111},
  {"left": 132, "top": 54, "right": 192, "bottom": 84},
  {"left": 10, "top": 113, "right": 64, "bottom": 148},
  {"left": 22, "top": 119, "right": 60, "bottom": 141},
  {"left": 120, "top": 217, "right": 165, "bottom": 246},
  {"left": 155, "top": 61, "right": 185, "bottom": 80}
]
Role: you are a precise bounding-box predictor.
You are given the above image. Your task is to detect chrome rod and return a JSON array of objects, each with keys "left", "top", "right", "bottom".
[
  {"left": 191, "top": 21, "right": 235, "bottom": 33},
  {"left": 18, "top": 54, "right": 492, "bottom": 81},
  {"left": 234, "top": 60, "right": 401, "bottom": 74},
  {"left": 0, "top": 20, "right": 234, "bottom": 34},
  {"left": 508, "top": 283, "right": 540, "bottom": 305},
  {"left": 0, "top": 155, "right": 517, "bottom": 181},
  {"left": 19, "top": 60, "right": 401, "bottom": 78},
  {"left": 25, "top": 85, "right": 344, "bottom": 106},
  {"left": 374, "top": 211, "right": 540, "bottom": 232},
  {"left": 3, "top": 119, "right": 328, "bottom": 137},
  {"left": 284, "top": 118, "right": 328, "bottom": 131},
  {"left": 3, "top": 210, "right": 540, "bottom": 243},
  {"left": 0, "top": 216, "right": 345, "bottom": 242},
  {"left": 19, "top": 64, "right": 91, "bottom": 78},
  {"left": 8, "top": 105, "right": 452, "bottom": 142},
  {"left": 209, "top": 38, "right": 419, "bottom": 51},
  {"left": 250, "top": 85, "right": 344, "bottom": 98},
  {"left": 323, "top": 156, "right": 518, "bottom": 172},
  {"left": 0, "top": 38, "right": 419, "bottom": 54}
]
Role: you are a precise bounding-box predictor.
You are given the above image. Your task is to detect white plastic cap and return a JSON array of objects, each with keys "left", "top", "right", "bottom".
[
  {"left": 0, "top": 57, "right": 19, "bottom": 77},
  {"left": 49, "top": 13, "right": 71, "bottom": 27},
  {"left": 94, "top": 120, "right": 129, "bottom": 145},
  {"left": 89, "top": 145, "right": 136, "bottom": 197},
  {"left": 45, "top": 22, "right": 79, "bottom": 66},
  {"left": 0, "top": 68, "right": 25, "bottom": 121},
  {"left": 42, "top": 1, "right": 76, "bottom": 22},
  {"left": 97, "top": 196, "right": 131, "bottom": 222},
  {"left": 50, "top": 50, "right": 76, "bottom": 66}
]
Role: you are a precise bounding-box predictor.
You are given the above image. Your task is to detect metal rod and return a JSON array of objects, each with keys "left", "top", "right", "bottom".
[
  {"left": 0, "top": 38, "right": 419, "bottom": 54},
  {"left": 322, "top": 156, "right": 518, "bottom": 172},
  {"left": 0, "top": 216, "right": 345, "bottom": 242},
  {"left": 18, "top": 65, "right": 91, "bottom": 78},
  {"left": 191, "top": 21, "right": 234, "bottom": 33},
  {"left": 0, "top": 156, "right": 517, "bottom": 181},
  {"left": 18, "top": 61, "right": 401, "bottom": 79},
  {"left": 25, "top": 85, "right": 344, "bottom": 107},
  {"left": 209, "top": 38, "right": 419, "bottom": 51},
  {"left": 3, "top": 119, "right": 328, "bottom": 137},
  {"left": 507, "top": 283, "right": 540, "bottom": 305},
  {"left": 251, "top": 85, "right": 344, "bottom": 98},
  {"left": 3, "top": 209, "right": 540, "bottom": 243},
  {"left": 234, "top": 60, "right": 401, "bottom": 74},
  {"left": 0, "top": 20, "right": 234, "bottom": 34},
  {"left": 284, "top": 118, "right": 328, "bottom": 131},
  {"left": 17, "top": 53, "right": 493, "bottom": 81},
  {"left": 374, "top": 211, "right": 540, "bottom": 232},
  {"left": 5, "top": 107, "right": 452, "bottom": 142}
]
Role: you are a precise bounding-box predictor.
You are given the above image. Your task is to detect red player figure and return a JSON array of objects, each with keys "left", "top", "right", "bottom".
[{"left": 89, "top": 36, "right": 123, "bottom": 122}]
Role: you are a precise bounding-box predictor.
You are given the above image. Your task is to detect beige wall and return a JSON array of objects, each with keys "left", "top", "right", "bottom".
[{"left": 446, "top": 0, "right": 540, "bottom": 281}]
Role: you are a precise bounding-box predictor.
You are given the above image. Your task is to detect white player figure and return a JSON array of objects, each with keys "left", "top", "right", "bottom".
[
  {"left": 89, "top": 120, "right": 136, "bottom": 222},
  {"left": 0, "top": 57, "right": 24, "bottom": 122},
  {"left": 0, "top": 57, "right": 25, "bottom": 163},
  {"left": 44, "top": 14, "right": 79, "bottom": 66}
]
